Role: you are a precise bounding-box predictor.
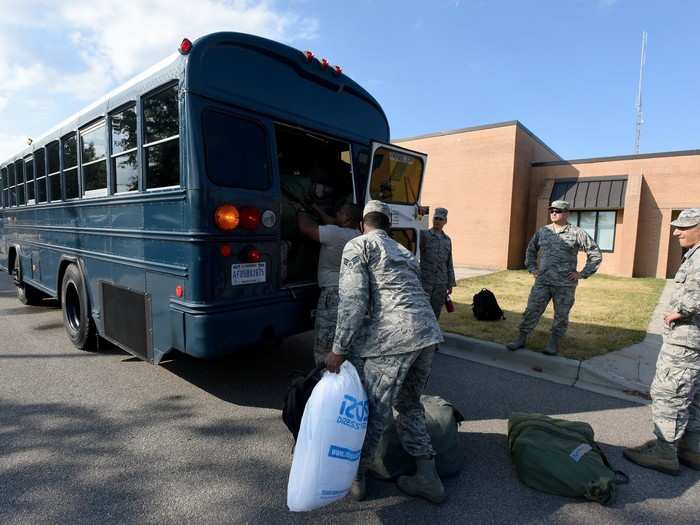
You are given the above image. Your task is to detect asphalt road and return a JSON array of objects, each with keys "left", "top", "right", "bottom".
[{"left": 1, "top": 271, "right": 699, "bottom": 524}]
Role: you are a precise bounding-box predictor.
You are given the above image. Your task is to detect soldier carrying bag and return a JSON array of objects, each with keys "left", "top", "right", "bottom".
[{"left": 508, "top": 413, "right": 629, "bottom": 505}]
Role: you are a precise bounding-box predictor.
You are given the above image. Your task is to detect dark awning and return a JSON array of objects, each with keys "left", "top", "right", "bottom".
[{"left": 550, "top": 176, "right": 627, "bottom": 210}]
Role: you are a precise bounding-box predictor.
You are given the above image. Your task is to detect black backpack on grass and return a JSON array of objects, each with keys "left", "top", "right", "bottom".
[{"left": 472, "top": 288, "right": 505, "bottom": 321}]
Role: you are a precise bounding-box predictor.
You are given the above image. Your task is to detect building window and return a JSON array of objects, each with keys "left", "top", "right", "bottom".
[
  {"left": 569, "top": 210, "right": 616, "bottom": 251},
  {"left": 143, "top": 84, "right": 179, "bottom": 190},
  {"left": 80, "top": 121, "right": 108, "bottom": 197},
  {"left": 46, "top": 141, "right": 61, "bottom": 202},
  {"left": 34, "top": 149, "right": 47, "bottom": 204},
  {"left": 62, "top": 133, "right": 79, "bottom": 199},
  {"left": 111, "top": 105, "right": 139, "bottom": 193}
]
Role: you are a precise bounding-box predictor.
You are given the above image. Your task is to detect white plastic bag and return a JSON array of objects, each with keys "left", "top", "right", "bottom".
[{"left": 287, "top": 361, "right": 368, "bottom": 512}]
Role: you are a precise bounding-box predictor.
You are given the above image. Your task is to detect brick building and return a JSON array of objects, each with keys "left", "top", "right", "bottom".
[{"left": 396, "top": 121, "right": 700, "bottom": 278}]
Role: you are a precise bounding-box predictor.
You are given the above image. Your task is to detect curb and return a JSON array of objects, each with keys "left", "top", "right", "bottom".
[{"left": 441, "top": 333, "right": 650, "bottom": 405}]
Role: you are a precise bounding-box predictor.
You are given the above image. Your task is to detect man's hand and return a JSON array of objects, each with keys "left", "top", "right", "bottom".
[
  {"left": 664, "top": 311, "right": 683, "bottom": 328},
  {"left": 325, "top": 352, "right": 346, "bottom": 373},
  {"left": 529, "top": 270, "right": 539, "bottom": 277},
  {"left": 567, "top": 271, "right": 581, "bottom": 282},
  {"left": 447, "top": 287, "right": 453, "bottom": 295}
]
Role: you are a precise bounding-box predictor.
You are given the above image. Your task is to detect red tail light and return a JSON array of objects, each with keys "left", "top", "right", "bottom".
[
  {"left": 246, "top": 248, "right": 263, "bottom": 263},
  {"left": 239, "top": 206, "right": 260, "bottom": 230},
  {"left": 219, "top": 245, "right": 232, "bottom": 257},
  {"left": 175, "top": 285, "right": 184, "bottom": 298},
  {"left": 179, "top": 38, "right": 192, "bottom": 55}
]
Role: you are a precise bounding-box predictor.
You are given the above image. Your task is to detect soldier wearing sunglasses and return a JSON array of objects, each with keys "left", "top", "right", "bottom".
[{"left": 506, "top": 200, "right": 602, "bottom": 355}]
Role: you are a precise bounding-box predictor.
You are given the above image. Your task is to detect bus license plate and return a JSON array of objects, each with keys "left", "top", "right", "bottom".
[{"left": 231, "top": 263, "right": 266, "bottom": 285}]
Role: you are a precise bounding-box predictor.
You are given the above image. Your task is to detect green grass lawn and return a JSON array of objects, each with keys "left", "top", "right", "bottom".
[{"left": 440, "top": 270, "right": 667, "bottom": 360}]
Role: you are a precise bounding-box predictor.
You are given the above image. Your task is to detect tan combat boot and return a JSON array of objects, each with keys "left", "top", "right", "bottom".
[
  {"left": 678, "top": 432, "right": 700, "bottom": 470},
  {"left": 542, "top": 336, "right": 560, "bottom": 356},
  {"left": 506, "top": 333, "right": 527, "bottom": 351},
  {"left": 397, "top": 456, "right": 446, "bottom": 503},
  {"left": 623, "top": 439, "right": 680, "bottom": 475}
]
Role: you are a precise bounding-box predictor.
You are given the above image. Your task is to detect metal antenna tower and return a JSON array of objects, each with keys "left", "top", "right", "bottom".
[{"left": 634, "top": 31, "right": 648, "bottom": 153}]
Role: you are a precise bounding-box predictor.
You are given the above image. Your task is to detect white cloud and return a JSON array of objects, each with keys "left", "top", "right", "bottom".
[
  {"left": 0, "top": 133, "right": 30, "bottom": 160},
  {"left": 0, "top": 0, "right": 319, "bottom": 158}
]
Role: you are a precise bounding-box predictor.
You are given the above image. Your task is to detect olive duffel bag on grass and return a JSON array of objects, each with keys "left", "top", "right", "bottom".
[{"left": 508, "top": 413, "right": 629, "bottom": 505}]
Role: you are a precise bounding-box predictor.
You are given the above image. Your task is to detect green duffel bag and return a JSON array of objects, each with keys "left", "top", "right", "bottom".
[
  {"left": 508, "top": 413, "right": 629, "bottom": 505},
  {"left": 369, "top": 395, "right": 465, "bottom": 480}
]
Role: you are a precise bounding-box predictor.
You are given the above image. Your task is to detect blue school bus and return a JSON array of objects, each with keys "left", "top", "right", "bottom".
[{"left": 0, "top": 32, "right": 428, "bottom": 363}]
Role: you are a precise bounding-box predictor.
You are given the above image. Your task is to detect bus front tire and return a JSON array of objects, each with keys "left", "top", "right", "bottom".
[{"left": 61, "top": 264, "right": 97, "bottom": 350}]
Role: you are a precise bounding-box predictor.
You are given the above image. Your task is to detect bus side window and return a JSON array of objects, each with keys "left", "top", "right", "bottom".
[
  {"left": 14, "top": 159, "right": 25, "bottom": 206},
  {"left": 111, "top": 105, "right": 139, "bottom": 193},
  {"left": 1, "top": 167, "right": 6, "bottom": 208},
  {"left": 8, "top": 163, "right": 16, "bottom": 207},
  {"left": 34, "top": 149, "right": 47, "bottom": 204},
  {"left": 80, "top": 120, "right": 108, "bottom": 198},
  {"left": 46, "top": 141, "right": 62, "bottom": 202},
  {"left": 25, "top": 156, "right": 35, "bottom": 205},
  {"left": 62, "top": 133, "right": 79, "bottom": 199},
  {"left": 143, "top": 84, "right": 179, "bottom": 190}
]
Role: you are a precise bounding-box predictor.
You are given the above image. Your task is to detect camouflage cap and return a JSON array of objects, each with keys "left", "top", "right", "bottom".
[
  {"left": 670, "top": 208, "right": 700, "bottom": 228},
  {"left": 434, "top": 207, "right": 448, "bottom": 220},
  {"left": 363, "top": 200, "right": 391, "bottom": 219},
  {"left": 549, "top": 200, "right": 570, "bottom": 211}
]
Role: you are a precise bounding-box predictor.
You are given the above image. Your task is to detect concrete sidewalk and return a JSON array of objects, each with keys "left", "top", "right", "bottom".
[{"left": 441, "top": 279, "right": 675, "bottom": 405}]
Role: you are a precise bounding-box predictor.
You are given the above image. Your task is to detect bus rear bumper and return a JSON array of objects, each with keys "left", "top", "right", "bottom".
[{"left": 176, "top": 296, "right": 315, "bottom": 359}]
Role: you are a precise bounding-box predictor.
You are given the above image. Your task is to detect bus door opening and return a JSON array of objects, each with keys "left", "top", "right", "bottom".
[
  {"left": 367, "top": 143, "right": 427, "bottom": 256},
  {"left": 275, "top": 125, "right": 355, "bottom": 285}
]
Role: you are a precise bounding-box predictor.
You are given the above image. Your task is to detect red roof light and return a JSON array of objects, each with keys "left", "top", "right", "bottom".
[
  {"left": 179, "top": 38, "right": 192, "bottom": 55},
  {"left": 305, "top": 50, "right": 314, "bottom": 62},
  {"left": 333, "top": 65, "right": 343, "bottom": 76},
  {"left": 320, "top": 58, "right": 329, "bottom": 69}
]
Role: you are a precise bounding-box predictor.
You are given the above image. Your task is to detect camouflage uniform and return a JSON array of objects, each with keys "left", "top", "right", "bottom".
[
  {"left": 651, "top": 237, "right": 700, "bottom": 443},
  {"left": 313, "top": 225, "right": 360, "bottom": 365},
  {"left": 332, "top": 221, "right": 443, "bottom": 468},
  {"left": 420, "top": 228, "right": 456, "bottom": 319},
  {"left": 519, "top": 222, "right": 602, "bottom": 338}
]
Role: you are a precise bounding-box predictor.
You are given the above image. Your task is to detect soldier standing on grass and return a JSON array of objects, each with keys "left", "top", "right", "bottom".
[
  {"left": 624, "top": 208, "right": 700, "bottom": 475},
  {"left": 324, "top": 200, "right": 446, "bottom": 504},
  {"left": 420, "top": 207, "right": 456, "bottom": 320},
  {"left": 506, "top": 200, "right": 602, "bottom": 356}
]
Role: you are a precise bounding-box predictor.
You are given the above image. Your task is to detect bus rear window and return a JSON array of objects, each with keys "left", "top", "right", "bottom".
[
  {"left": 203, "top": 110, "right": 270, "bottom": 190},
  {"left": 369, "top": 147, "right": 423, "bottom": 205}
]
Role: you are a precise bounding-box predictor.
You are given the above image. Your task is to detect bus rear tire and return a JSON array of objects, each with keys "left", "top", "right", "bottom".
[{"left": 61, "top": 264, "right": 97, "bottom": 350}]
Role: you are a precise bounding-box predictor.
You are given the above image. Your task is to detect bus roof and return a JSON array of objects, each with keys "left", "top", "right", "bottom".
[{"left": 2, "top": 32, "right": 389, "bottom": 165}]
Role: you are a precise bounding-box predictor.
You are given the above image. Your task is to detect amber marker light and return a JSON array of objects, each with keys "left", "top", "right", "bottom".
[{"left": 214, "top": 204, "right": 240, "bottom": 231}]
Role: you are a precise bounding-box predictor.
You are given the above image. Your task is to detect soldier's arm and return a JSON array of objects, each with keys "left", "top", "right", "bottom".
[
  {"left": 296, "top": 211, "right": 320, "bottom": 242},
  {"left": 525, "top": 231, "right": 540, "bottom": 273},
  {"left": 331, "top": 242, "right": 370, "bottom": 357},
  {"left": 579, "top": 231, "right": 603, "bottom": 278},
  {"left": 675, "top": 272, "right": 700, "bottom": 318},
  {"left": 447, "top": 242, "right": 456, "bottom": 288}
]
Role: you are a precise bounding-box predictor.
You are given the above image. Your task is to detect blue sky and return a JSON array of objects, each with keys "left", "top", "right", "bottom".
[{"left": 1, "top": 0, "right": 698, "bottom": 160}]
